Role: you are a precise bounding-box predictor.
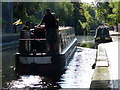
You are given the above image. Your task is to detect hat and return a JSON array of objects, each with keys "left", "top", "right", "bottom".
[
  {"left": 46, "top": 8, "right": 50, "bottom": 12},
  {"left": 26, "top": 21, "right": 31, "bottom": 24}
]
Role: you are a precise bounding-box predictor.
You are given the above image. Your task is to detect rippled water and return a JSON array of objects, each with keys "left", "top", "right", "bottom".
[
  {"left": 58, "top": 47, "right": 96, "bottom": 88},
  {"left": 2, "top": 46, "right": 96, "bottom": 89},
  {"left": 2, "top": 48, "right": 18, "bottom": 87}
]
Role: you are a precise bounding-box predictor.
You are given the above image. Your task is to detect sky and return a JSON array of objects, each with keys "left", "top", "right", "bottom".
[
  {"left": 81, "top": 0, "right": 95, "bottom": 2},
  {"left": 81, "top": 0, "right": 95, "bottom": 3},
  {"left": 80, "top": 0, "right": 96, "bottom": 4}
]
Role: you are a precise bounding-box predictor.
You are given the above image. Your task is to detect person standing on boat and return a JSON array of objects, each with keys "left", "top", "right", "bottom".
[
  {"left": 39, "top": 8, "right": 59, "bottom": 55},
  {"left": 19, "top": 21, "right": 32, "bottom": 53},
  {"left": 20, "top": 21, "right": 32, "bottom": 38},
  {"left": 22, "top": 21, "right": 31, "bottom": 30}
]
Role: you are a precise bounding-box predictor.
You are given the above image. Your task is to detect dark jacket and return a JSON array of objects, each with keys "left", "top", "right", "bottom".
[{"left": 41, "top": 13, "right": 58, "bottom": 29}]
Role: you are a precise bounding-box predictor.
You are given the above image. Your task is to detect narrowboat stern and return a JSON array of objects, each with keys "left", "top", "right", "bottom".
[{"left": 15, "top": 26, "right": 77, "bottom": 74}]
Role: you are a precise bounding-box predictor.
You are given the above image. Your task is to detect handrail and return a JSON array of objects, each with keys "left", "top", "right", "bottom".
[{"left": 19, "top": 39, "right": 46, "bottom": 41}]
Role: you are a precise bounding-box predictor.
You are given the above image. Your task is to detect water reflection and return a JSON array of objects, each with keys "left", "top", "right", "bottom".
[
  {"left": 2, "top": 47, "right": 96, "bottom": 89},
  {"left": 9, "top": 75, "right": 58, "bottom": 89},
  {"left": 8, "top": 71, "right": 62, "bottom": 89},
  {"left": 2, "top": 48, "right": 18, "bottom": 87},
  {"left": 58, "top": 47, "right": 96, "bottom": 88}
]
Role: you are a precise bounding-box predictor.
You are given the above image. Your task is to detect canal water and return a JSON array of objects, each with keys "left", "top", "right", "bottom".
[{"left": 2, "top": 36, "right": 97, "bottom": 89}]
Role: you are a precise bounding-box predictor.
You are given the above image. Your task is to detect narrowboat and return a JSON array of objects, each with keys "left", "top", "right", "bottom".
[
  {"left": 15, "top": 25, "right": 77, "bottom": 74},
  {"left": 94, "top": 25, "right": 112, "bottom": 43}
]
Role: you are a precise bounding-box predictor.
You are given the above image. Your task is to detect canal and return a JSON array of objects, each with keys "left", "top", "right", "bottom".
[{"left": 2, "top": 36, "right": 97, "bottom": 89}]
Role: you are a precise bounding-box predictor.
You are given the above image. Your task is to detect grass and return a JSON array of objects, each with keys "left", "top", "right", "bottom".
[{"left": 79, "top": 40, "right": 96, "bottom": 49}]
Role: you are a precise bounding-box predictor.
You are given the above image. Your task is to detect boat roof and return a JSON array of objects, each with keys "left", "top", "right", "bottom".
[{"left": 58, "top": 26, "right": 74, "bottom": 32}]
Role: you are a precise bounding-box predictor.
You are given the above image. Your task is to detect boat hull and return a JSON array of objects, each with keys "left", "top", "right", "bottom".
[
  {"left": 15, "top": 38, "right": 77, "bottom": 74},
  {"left": 15, "top": 53, "right": 65, "bottom": 74}
]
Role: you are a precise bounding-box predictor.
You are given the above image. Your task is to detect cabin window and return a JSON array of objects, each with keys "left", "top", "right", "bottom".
[{"left": 59, "top": 27, "right": 76, "bottom": 52}]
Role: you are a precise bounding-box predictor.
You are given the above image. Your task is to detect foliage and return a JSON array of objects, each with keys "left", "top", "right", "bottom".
[
  {"left": 71, "top": 2, "right": 86, "bottom": 35},
  {"left": 95, "top": 2, "right": 110, "bottom": 23},
  {"left": 11, "top": 2, "right": 120, "bottom": 34},
  {"left": 80, "top": 40, "right": 95, "bottom": 48},
  {"left": 13, "top": 2, "right": 85, "bottom": 35},
  {"left": 95, "top": 2, "right": 120, "bottom": 31},
  {"left": 13, "top": 2, "right": 41, "bottom": 25},
  {"left": 108, "top": 2, "right": 120, "bottom": 25},
  {"left": 80, "top": 3, "right": 99, "bottom": 35},
  {"left": 95, "top": 2, "right": 120, "bottom": 25}
]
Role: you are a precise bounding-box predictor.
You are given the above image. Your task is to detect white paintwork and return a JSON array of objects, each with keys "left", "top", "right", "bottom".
[
  {"left": 61, "top": 38, "right": 77, "bottom": 55},
  {"left": 19, "top": 56, "right": 51, "bottom": 64}
]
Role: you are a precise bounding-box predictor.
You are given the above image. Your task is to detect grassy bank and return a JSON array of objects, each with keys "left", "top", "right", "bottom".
[{"left": 79, "top": 40, "right": 97, "bottom": 49}]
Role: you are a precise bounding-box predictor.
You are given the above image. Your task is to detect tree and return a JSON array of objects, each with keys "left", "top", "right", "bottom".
[
  {"left": 13, "top": 2, "right": 89, "bottom": 35},
  {"left": 80, "top": 3, "right": 99, "bottom": 35},
  {"left": 95, "top": 1, "right": 120, "bottom": 31},
  {"left": 95, "top": 2, "right": 111, "bottom": 24},
  {"left": 108, "top": 2, "right": 120, "bottom": 31},
  {"left": 72, "top": 2, "right": 85, "bottom": 35},
  {"left": 13, "top": 2, "right": 42, "bottom": 25}
]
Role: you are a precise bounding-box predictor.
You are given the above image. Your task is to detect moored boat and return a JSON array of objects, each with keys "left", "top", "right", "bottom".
[{"left": 15, "top": 26, "right": 77, "bottom": 74}]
